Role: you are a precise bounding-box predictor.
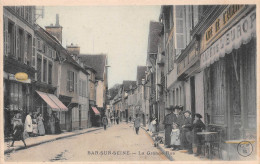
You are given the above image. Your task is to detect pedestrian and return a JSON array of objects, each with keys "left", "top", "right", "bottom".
[
  {"left": 102, "top": 115, "right": 109, "bottom": 130},
  {"left": 50, "top": 113, "right": 55, "bottom": 134},
  {"left": 37, "top": 113, "right": 45, "bottom": 136},
  {"left": 24, "top": 111, "right": 33, "bottom": 136},
  {"left": 171, "top": 123, "right": 181, "bottom": 151},
  {"left": 110, "top": 115, "right": 113, "bottom": 126},
  {"left": 174, "top": 105, "right": 184, "bottom": 150},
  {"left": 163, "top": 106, "right": 175, "bottom": 148},
  {"left": 116, "top": 115, "right": 119, "bottom": 124},
  {"left": 54, "top": 113, "right": 61, "bottom": 134},
  {"left": 129, "top": 116, "right": 132, "bottom": 122},
  {"left": 192, "top": 113, "right": 206, "bottom": 156},
  {"left": 182, "top": 110, "right": 193, "bottom": 154},
  {"left": 151, "top": 117, "right": 157, "bottom": 133},
  {"left": 32, "top": 113, "right": 38, "bottom": 137},
  {"left": 11, "top": 112, "right": 27, "bottom": 148},
  {"left": 134, "top": 114, "right": 141, "bottom": 135}
]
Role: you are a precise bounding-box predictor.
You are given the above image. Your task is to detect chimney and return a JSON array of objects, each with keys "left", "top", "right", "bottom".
[
  {"left": 66, "top": 43, "right": 80, "bottom": 57},
  {"left": 45, "top": 14, "right": 62, "bottom": 43},
  {"left": 56, "top": 14, "right": 60, "bottom": 26}
]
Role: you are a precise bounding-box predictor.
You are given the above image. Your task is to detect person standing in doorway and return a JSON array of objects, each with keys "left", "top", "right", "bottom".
[
  {"left": 163, "top": 106, "right": 175, "bottom": 148},
  {"left": 192, "top": 113, "right": 205, "bottom": 156},
  {"left": 182, "top": 110, "right": 193, "bottom": 154},
  {"left": 37, "top": 113, "right": 45, "bottom": 136},
  {"left": 54, "top": 113, "right": 61, "bottom": 134},
  {"left": 102, "top": 115, "right": 109, "bottom": 130},
  {"left": 24, "top": 111, "right": 33, "bottom": 136},
  {"left": 134, "top": 114, "right": 141, "bottom": 135}
]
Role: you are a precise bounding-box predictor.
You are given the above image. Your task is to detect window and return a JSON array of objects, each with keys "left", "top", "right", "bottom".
[
  {"left": 48, "top": 62, "right": 52, "bottom": 84},
  {"left": 5, "top": 20, "right": 15, "bottom": 56},
  {"left": 79, "top": 79, "right": 82, "bottom": 96},
  {"left": 16, "top": 28, "right": 24, "bottom": 61},
  {"left": 10, "top": 83, "right": 24, "bottom": 111},
  {"left": 37, "top": 55, "right": 42, "bottom": 81},
  {"left": 67, "top": 71, "right": 75, "bottom": 92},
  {"left": 43, "top": 59, "right": 47, "bottom": 82}
]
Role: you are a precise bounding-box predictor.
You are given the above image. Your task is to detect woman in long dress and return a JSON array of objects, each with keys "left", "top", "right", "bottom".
[
  {"left": 32, "top": 113, "right": 38, "bottom": 137},
  {"left": 11, "top": 112, "right": 27, "bottom": 148},
  {"left": 37, "top": 113, "right": 45, "bottom": 136}
]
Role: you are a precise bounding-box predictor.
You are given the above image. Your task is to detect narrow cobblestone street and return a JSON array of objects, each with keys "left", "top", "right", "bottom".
[{"left": 5, "top": 123, "right": 168, "bottom": 162}]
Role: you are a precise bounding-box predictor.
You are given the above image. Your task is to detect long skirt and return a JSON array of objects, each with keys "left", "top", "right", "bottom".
[
  {"left": 164, "top": 125, "right": 172, "bottom": 146},
  {"left": 32, "top": 124, "right": 38, "bottom": 136},
  {"left": 38, "top": 121, "right": 45, "bottom": 135}
]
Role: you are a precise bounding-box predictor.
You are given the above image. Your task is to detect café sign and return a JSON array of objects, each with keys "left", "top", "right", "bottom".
[
  {"left": 201, "top": 9, "right": 256, "bottom": 69},
  {"left": 205, "top": 5, "right": 245, "bottom": 44}
]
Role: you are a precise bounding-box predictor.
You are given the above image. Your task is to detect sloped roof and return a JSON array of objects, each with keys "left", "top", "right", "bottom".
[
  {"left": 123, "top": 80, "right": 136, "bottom": 91},
  {"left": 136, "top": 66, "right": 147, "bottom": 85},
  {"left": 147, "top": 21, "right": 163, "bottom": 54},
  {"left": 79, "top": 54, "right": 107, "bottom": 80}
]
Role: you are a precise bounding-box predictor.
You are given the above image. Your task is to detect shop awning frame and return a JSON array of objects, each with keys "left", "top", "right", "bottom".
[
  {"left": 91, "top": 106, "right": 100, "bottom": 115},
  {"left": 36, "top": 91, "right": 68, "bottom": 111}
]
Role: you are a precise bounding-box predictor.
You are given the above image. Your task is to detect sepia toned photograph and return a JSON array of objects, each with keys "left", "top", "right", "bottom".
[{"left": 1, "top": 2, "right": 258, "bottom": 163}]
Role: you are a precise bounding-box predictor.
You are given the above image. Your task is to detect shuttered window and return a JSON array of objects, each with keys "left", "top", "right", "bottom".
[{"left": 174, "top": 6, "right": 185, "bottom": 57}]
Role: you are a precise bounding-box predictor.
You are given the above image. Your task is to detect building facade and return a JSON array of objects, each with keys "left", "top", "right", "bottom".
[{"left": 3, "top": 6, "right": 36, "bottom": 137}]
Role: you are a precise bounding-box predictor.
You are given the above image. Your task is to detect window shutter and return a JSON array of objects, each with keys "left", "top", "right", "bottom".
[
  {"left": 74, "top": 73, "right": 78, "bottom": 93},
  {"left": 193, "top": 6, "right": 199, "bottom": 27},
  {"left": 4, "top": 17, "right": 8, "bottom": 56},
  {"left": 16, "top": 26, "right": 19, "bottom": 59},
  {"left": 32, "top": 37, "right": 36, "bottom": 67},
  {"left": 67, "top": 71, "right": 70, "bottom": 91},
  {"left": 174, "top": 6, "right": 185, "bottom": 57},
  {"left": 24, "top": 32, "right": 28, "bottom": 64}
]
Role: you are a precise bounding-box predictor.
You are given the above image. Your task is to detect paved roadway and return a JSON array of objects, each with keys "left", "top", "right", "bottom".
[{"left": 5, "top": 122, "right": 168, "bottom": 162}]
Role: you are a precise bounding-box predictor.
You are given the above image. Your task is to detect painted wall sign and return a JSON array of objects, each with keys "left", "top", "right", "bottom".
[
  {"left": 205, "top": 5, "right": 245, "bottom": 44},
  {"left": 201, "top": 9, "right": 256, "bottom": 69}
]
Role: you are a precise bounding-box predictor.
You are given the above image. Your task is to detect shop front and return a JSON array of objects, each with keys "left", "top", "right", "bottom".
[
  {"left": 200, "top": 6, "right": 256, "bottom": 159},
  {"left": 4, "top": 72, "right": 33, "bottom": 138},
  {"left": 34, "top": 91, "right": 68, "bottom": 134}
]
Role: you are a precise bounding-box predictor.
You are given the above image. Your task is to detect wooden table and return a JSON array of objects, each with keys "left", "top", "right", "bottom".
[{"left": 197, "top": 132, "right": 219, "bottom": 159}]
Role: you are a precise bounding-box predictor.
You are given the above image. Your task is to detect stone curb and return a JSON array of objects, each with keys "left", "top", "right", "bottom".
[
  {"left": 140, "top": 126, "right": 174, "bottom": 161},
  {"left": 4, "top": 127, "right": 103, "bottom": 155}
]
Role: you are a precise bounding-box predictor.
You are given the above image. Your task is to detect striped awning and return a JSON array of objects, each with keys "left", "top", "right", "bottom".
[{"left": 36, "top": 91, "right": 68, "bottom": 111}]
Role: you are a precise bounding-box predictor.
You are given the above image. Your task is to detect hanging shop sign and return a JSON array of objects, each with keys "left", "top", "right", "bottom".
[
  {"left": 201, "top": 9, "right": 256, "bottom": 69},
  {"left": 5, "top": 72, "right": 31, "bottom": 83}
]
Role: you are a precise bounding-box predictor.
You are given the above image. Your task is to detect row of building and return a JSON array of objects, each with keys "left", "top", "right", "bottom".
[
  {"left": 109, "top": 5, "right": 256, "bottom": 158},
  {"left": 3, "top": 6, "right": 108, "bottom": 137}
]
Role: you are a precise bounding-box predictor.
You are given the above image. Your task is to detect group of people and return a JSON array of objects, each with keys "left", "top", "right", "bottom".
[
  {"left": 109, "top": 115, "right": 120, "bottom": 125},
  {"left": 164, "top": 105, "right": 205, "bottom": 156},
  {"left": 10, "top": 110, "right": 61, "bottom": 148}
]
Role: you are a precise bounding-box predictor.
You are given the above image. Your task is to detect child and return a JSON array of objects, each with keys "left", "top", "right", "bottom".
[{"left": 170, "top": 123, "right": 181, "bottom": 150}]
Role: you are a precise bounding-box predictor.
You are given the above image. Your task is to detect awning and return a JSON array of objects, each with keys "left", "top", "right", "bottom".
[
  {"left": 200, "top": 9, "right": 256, "bottom": 69},
  {"left": 48, "top": 94, "right": 68, "bottom": 111},
  {"left": 91, "top": 107, "right": 100, "bottom": 115},
  {"left": 36, "top": 91, "right": 68, "bottom": 111}
]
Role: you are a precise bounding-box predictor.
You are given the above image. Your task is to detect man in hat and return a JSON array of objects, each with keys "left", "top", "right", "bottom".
[
  {"left": 163, "top": 105, "right": 175, "bottom": 148},
  {"left": 192, "top": 113, "right": 206, "bottom": 156},
  {"left": 181, "top": 110, "right": 193, "bottom": 154}
]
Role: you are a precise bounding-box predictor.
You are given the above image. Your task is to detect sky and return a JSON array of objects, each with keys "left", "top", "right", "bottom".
[{"left": 37, "top": 6, "right": 161, "bottom": 88}]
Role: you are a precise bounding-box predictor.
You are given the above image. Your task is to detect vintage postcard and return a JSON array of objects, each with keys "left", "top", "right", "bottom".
[{"left": 0, "top": 0, "right": 259, "bottom": 163}]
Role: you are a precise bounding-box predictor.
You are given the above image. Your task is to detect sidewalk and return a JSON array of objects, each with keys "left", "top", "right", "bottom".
[
  {"left": 4, "top": 127, "right": 103, "bottom": 154},
  {"left": 140, "top": 125, "right": 209, "bottom": 161}
]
